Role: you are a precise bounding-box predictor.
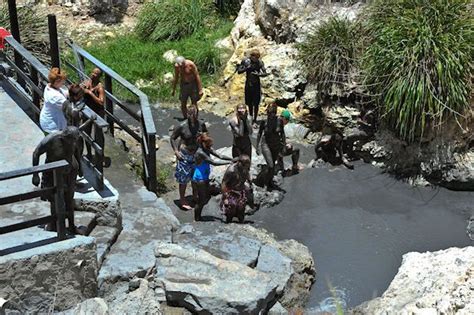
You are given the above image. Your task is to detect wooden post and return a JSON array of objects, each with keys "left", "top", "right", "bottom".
[
  {"left": 7, "top": 0, "right": 25, "bottom": 87},
  {"left": 104, "top": 74, "right": 114, "bottom": 136},
  {"left": 53, "top": 168, "right": 66, "bottom": 240},
  {"left": 48, "top": 15, "right": 60, "bottom": 69}
]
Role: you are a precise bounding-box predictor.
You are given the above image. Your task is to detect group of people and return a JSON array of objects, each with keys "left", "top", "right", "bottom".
[
  {"left": 31, "top": 67, "right": 106, "bottom": 233},
  {"left": 170, "top": 49, "right": 302, "bottom": 223}
]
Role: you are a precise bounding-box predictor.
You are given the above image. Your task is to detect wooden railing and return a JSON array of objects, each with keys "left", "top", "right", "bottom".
[
  {"left": 0, "top": 35, "right": 108, "bottom": 191},
  {"left": 66, "top": 41, "right": 157, "bottom": 191},
  {"left": 0, "top": 160, "right": 70, "bottom": 240}
]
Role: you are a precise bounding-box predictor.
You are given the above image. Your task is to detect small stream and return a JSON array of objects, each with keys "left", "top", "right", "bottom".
[{"left": 117, "top": 103, "right": 473, "bottom": 310}]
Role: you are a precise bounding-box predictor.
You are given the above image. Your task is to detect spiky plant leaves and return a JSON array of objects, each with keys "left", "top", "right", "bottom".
[{"left": 363, "top": 0, "right": 473, "bottom": 142}]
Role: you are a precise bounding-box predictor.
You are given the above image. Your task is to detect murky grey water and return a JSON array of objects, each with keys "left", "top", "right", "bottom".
[{"left": 119, "top": 104, "right": 473, "bottom": 311}]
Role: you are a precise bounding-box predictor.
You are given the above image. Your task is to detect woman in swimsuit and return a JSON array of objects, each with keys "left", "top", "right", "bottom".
[{"left": 192, "top": 133, "right": 232, "bottom": 221}]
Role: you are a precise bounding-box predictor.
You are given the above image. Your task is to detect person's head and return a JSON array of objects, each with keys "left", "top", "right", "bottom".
[
  {"left": 250, "top": 49, "right": 260, "bottom": 62},
  {"left": 187, "top": 105, "right": 198, "bottom": 122},
  {"left": 175, "top": 56, "right": 185, "bottom": 67},
  {"left": 69, "top": 84, "right": 84, "bottom": 103},
  {"left": 48, "top": 67, "right": 67, "bottom": 89},
  {"left": 62, "top": 126, "right": 81, "bottom": 143},
  {"left": 266, "top": 103, "right": 278, "bottom": 118},
  {"left": 90, "top": 68, "right": 102, "bottom": 82},
  {"left": 237, "top": 154, "right": 251, "bottom": 171},
  {"left": 197, "top": 133, "right": 213, "bottom": 149},
  {"left": 280, "top": 109, "right": 291, "bottom": 125},
  {"left": 235, "top": 104, "right": 247, "bottom": 118}
]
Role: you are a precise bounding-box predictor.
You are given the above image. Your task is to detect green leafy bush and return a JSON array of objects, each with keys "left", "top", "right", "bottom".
[
  {"left": 135, "top": 0, "right": 216, "bottom": 42},
  {"left": 0, "top": 5, "right": 49, "bottom": 63},
  {"left": 297, "top": 17, "right": 360, "bottom": 99},
  {"left": 363, "top": 0, "right": 473, "bottom": 142}
]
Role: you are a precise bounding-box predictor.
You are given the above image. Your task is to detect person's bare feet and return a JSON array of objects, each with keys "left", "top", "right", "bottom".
[{"left": 180, "top": 200, "right": 193, "bottom": 211}]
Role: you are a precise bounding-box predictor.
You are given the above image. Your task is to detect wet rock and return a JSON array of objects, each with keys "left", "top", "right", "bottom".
[
  {"left": 467, "top": 215, "right": 474, "bottom": 241},
  {"left": 107, "top": 279, "right": 162, "bottom": 314},
  {"left": 154, "top": 243, "right": 278, "bottom": 313},
  {"left": 269, "top": 301, "right": 288, "bottom": 314},
  {"left": 256, "top": 245, "right": 294, "bottom": 295},
  {"left": 424, "top": 151, "right": 474, "bottom": 191},
  {"left": 75, "top": 198, "right": 122, "bottom": 228},
  {"left": 352, "top": 246, "right": 474, "bottom": 314},
  {"left": 360, "top": 140, "right": 391, "bottom": 162},
  {"left": 89, "top": 225, "right": 121, "bottom": 266}
]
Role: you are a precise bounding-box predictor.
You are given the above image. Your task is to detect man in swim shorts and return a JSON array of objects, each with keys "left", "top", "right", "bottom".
[
  {"left": 170, "top": 106, "right": 208, "bottom": 210},
  {"left": 172, "top": 56, "right": 203, "bottom": 119}
]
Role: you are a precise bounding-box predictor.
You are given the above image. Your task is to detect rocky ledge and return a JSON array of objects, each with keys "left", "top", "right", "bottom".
[{"left": 352, "top": 246, "right": 474, "bottom": 315}]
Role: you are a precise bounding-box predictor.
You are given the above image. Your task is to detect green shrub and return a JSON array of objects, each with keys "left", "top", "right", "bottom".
[
  {"left": 0, "top": 5, "right": 49, "bottom": 63},
  {"left": 297, "top": 17, "right": 360, "bottom": 99},
  {"left": 135, "top": 0, "right": 216, "bottom": 42},
  {"left": 363, "top": 0, "right": 473, "bottom": 142}
]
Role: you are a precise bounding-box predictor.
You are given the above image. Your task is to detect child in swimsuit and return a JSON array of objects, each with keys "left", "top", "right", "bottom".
[{"left": 192, "top": 133, "right": 232, "bottom": 221}]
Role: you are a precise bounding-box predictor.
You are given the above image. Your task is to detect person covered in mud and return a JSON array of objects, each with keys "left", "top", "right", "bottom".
[
  {"left": 172, "top": 56, "right": 203, "bottom": 119},
  {"left": 63, "top": 84, "right": 86, "bottom": 127},
  {"left": 277, "top": 109, "right": 301, "bottom": 174},
  {"left": 170, "top": 106, "right": 208, "bottom": 210},
  {"left": 221, "top": 154, "right": 252, "bottom": 223},
  {"left": 82, "top": 68, "right": 105, "bottom": 117},
  {"left": 192, "top": 133, "right": 232, "bottom": 221},
  {"left": 314, "top": 131, "right": 354, "bottom": 170},
  {"left": 229, "top": 104, "right": 253, "bottom": 161},
  {"left": 237, "top": 49, "right": 268, "bottom": 127},
  {"left": 32, "top": 116, "right": 96, "bottom": 234},
  {"left": 256, "top": 103, "right": 285, "bottom": 190}
]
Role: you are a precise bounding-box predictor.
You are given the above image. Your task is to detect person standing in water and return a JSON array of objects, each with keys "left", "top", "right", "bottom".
[
  {"left": 256, "top": 103, "right": 285, "bottom": 190},
  {"left": 229, "top": 104, "right": 253, "bottom": 161},
  {"left": 172, "top": 56, "right": 204, "bottom": 119},
  {"left": 192, "top": 133, "right": 232, "bottom": 221},
  {"left": 170, "top": 106, "right": 207, "bottom": 210},
  {"left": 237, "top": 49, "right": 268, "bottom": 127}
]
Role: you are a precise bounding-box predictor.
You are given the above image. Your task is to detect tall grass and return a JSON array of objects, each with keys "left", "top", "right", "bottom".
[
  {"left": 86, "top": 20, "right": 233, "bottom": 101},
  {"left": 0, "top": 5, "right": 49, "bottom": 63},
  {"left": 297, "top": 17, "right": 360, "bottom": 99},
  {"left": 363, "top": 0, "right": 473, "bottom": 142},
  {"left": 135, "top": 0, "right": 216, "bottom": 42}
]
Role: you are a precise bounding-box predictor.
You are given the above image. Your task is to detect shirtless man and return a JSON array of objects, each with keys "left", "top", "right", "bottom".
[
  {"left": 82, "top": 68, "right": 105, "bottom": 117},
  {"left": 170, "top": 106, "right": 208, "bottom": 210},
  {"left": 277, "top": 109, "right": 301, "bottom": 174},
  {"left": 172, "top": 56, "right": 203, "bottom": 118},
  {"left": 256, "top": 104, "right": 285, "bottom": 190},
  {"left": 229, "top": 104, "right": 253, "bottom": 161},
  {"left": 221, "top": 155, "right": 252, "bottom": 223}
]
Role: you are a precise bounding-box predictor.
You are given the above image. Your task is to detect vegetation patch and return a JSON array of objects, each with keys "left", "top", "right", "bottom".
[
  {"left": 363, "top": 0, "right": 473, "bottom": 142},
  {"left": 297, "top": 17, "right": 361, "bottom": 100}
]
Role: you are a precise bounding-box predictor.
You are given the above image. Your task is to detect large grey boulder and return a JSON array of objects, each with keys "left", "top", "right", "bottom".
[
  {"left": 154, "top": 243, "right": 278, "bottom": 314},
  {"left": 352, "top": 246, "right": 474, "bottom": 314},
  {"left": 171, "top": 222, "right": 315, "bottom": 308}
]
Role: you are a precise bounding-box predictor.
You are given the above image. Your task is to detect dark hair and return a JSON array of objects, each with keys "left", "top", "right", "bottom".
[
  {"left": 197, "top": 133, "right": 213, "bottom": 147},
  {"left": 69, "top": 84, "right": 84, "bottom": 101},
  {"left": 266, "top": 103, "right": 278, "bottom": 114}
]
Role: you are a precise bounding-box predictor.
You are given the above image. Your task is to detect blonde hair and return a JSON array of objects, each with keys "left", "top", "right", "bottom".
[{"left": 48, "top": 67, "right": 67, "bottom": 85}]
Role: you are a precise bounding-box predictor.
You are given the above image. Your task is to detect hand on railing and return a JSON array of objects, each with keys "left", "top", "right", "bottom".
[{"left": 32, "top": 173, "right": 40, "bottom": 187}]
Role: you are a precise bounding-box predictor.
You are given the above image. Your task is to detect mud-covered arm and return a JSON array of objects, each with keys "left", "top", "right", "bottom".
[
  {"left": 78, "top": 114, "right": 97, "bottom": 131},
  {"left": 255, "top": 61, "right": 269, "bottom": 77},
  {"left": 170, "top": 125, "right": 183, "bottom": 154},
  {"left": 32, "top": 139, "right": 48, "bottom": 186},
  {"left": 209, "top": 147, "right": 232, "bottom": 161},
  {"left": 230, "top": 118, "right": 245, "bottom": 137},
  {"left": 236, "top": 59, "right": 249, "bottom": 74},
  {"left": 197, "top": 149, "right": 230, "bottom": 166}
]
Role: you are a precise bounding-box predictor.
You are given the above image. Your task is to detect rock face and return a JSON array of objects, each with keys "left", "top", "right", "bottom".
[
  {"left": 352, "top": 247, "right": 474, "bottom": 315},
  {"left": 169, "top": 222, "right": 316, "bottom": 309},
  {"left": 0, "top": 230, "right": 98, "bottom": 313},
  {"left": 155, "top": 243, "right": 279, "bottom": 313}
]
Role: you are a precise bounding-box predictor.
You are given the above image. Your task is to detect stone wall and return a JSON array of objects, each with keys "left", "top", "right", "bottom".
[{"left": 0, "top": 231, "right": 98, "bottom": 313}]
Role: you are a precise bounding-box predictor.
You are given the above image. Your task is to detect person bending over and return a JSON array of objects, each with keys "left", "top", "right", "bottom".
[
  {"left": 237, "top": 49, "right": 268, "bottom": 127},
  {"left": 172, "top": 56, "right": 203, "bottom": 119},
  {"left": 192, "top": 133, "right": 232, "bottom": 221},
  {"left": 277, "top": 109, "right": 301, "bottom": 174},
  {"left": 221, "top": 155, "right": 252, "bottom": 223},
  {"left": 229, "top": 104, "right": 253, "bottom": 161},
  {"left": 256, "top": 103, "right": 285, "bottom": 190},
  {"left": 170, "top": 106, "right": 207, "bottom": 210}
]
